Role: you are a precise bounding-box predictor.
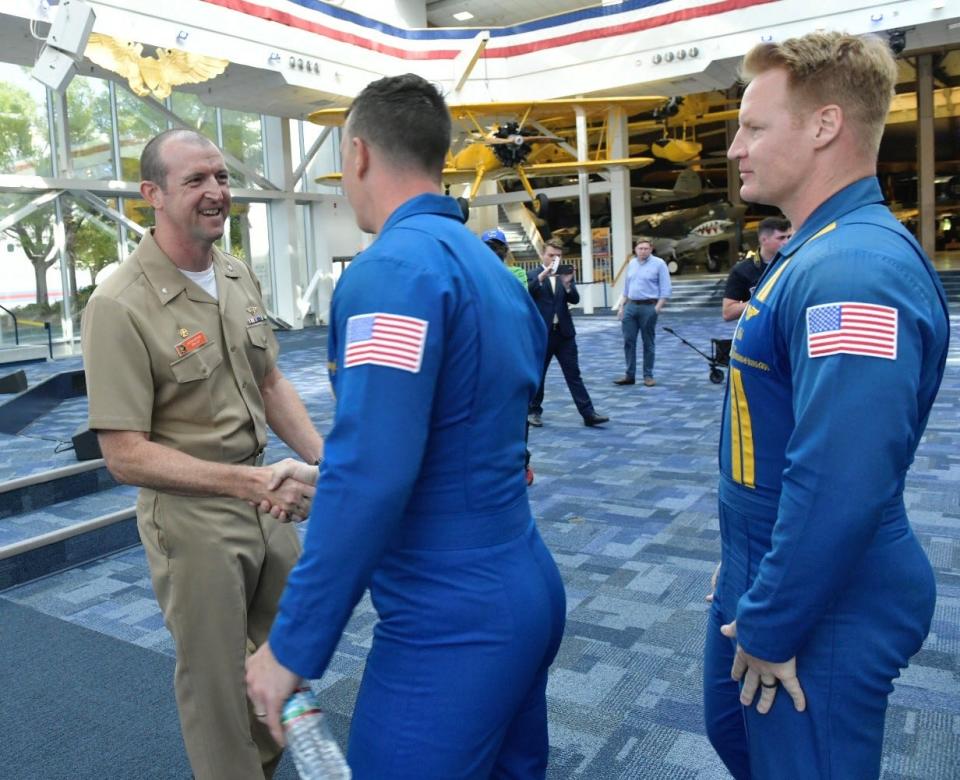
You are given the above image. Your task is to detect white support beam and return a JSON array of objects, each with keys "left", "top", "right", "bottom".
[
  {"left": 0, "top": 191, "right": 62, "bottom": 233},
  {"left": 291, "top": 125, "right": 333, "bottom": 189},
  {"left": 262, "top": 115, "right": 304, "bottom": 327},
  {"left": 575, "top": 105, "right": 594, "bottom": 314},
  {"left": 72, "top": 191, "right": 146, "bottom": 236},
  {"left": 606, "top": 105, "right": 632, "bottom": 305}
]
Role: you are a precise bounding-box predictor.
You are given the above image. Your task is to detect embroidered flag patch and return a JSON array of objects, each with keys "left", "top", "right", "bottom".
[
  {"left": 344, "top": 312, "right": 428, "bottom": 373},
  {"left": 806, "top": 302, "right": 897, "bottom": 360}
]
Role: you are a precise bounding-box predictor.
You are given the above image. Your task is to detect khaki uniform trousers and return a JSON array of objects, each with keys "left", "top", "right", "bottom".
[{"left": 137, "top": 488, "right": 301, "bottom": 780}]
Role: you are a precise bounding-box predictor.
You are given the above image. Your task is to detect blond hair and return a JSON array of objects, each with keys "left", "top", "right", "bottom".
[
  {"left": 544, "top": 237, "right": 565, "bottom": 252},
  {"left": 741, "top": 32, "right": 897, "bottom": 154}
]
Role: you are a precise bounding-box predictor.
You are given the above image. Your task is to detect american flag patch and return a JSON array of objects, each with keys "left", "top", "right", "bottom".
[
  {"left": 806, "top": 302, "right": 897, "bottom": 360},
  {"left": 344, "top": 312, "right": 428, "bottom": 373}
]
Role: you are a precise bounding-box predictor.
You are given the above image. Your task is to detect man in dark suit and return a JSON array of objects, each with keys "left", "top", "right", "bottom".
[{"left": 527, "top": 238, "right": 609, "bottom": 428}]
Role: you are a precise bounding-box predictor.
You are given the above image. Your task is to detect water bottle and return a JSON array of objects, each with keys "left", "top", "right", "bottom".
[{"left": 282, "top": 687, "right": 351, "bottom": 780}]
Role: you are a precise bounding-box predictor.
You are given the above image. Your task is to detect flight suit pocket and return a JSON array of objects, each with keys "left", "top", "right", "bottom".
[{"left": 169, "top": 341, "right": 223, "bottom": 383}]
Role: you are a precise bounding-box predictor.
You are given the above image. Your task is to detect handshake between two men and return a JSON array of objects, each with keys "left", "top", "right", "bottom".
[{"left": 252, "top": 457, "right": 321, "bottom": 524}]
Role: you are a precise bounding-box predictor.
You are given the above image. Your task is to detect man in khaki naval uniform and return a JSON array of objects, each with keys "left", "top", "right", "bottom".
[{"left": 81, "top": 129, "right": 324, "bottom": 780}]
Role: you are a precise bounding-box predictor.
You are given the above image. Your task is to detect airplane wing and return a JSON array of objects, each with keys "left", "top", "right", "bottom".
[
  {"left": 316, "top": 156, "right": 655, "bottom": 186},
  {"left": 310, "top": 97, "right": 667, "bottom": 129},
  {"left": 450, "top": 97, "right": 667, "bottom": 123},
  {"left": 520, "top": 157, "right": 655, "bottom": 176}
]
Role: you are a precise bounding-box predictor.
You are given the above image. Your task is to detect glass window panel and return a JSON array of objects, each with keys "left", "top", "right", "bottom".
[
  {"left": 171, "top": 93, "right": 217, "bottom": 142},
  {"left": 0, "top": 64, "right": 52, "bottom": 177},
  {"left": 228, "top": 201, "right": 272, "bottom": 310},
  {"left": 0, "top": 192, "right": 36, "bottom": 223},
  {"left": 115, "top": 87, "right": 170, "bottom": 182},
  {"left": 0, "top": 198, "right": 57, "bottom": 348},
  {"left": 221, "top": 108, "right": 264, "bottom": 188},
  {"left": 301, "top": 121, "right": 341, "bottom": 195},
  {"left": 64, "top": 75, "right": 115, "bottom": 179}
]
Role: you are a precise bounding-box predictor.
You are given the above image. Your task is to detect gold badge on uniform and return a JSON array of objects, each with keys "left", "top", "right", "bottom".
[{"left": 178, "top": 328, "right": 190, "bottom": 339}]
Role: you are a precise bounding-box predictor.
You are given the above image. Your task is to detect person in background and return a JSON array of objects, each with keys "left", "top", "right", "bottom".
[
  {"left": 526, "top": 238, "right": 609, "bottom": 427},
  {"left": 721, "top": 217, "right": 791, "bottom": 321},
  {"left": 613, "top": 238, "right": 671, "bottom": 387},
  {"left": 483, "top": 226, "right": 536, "bottom": 486},
  {"left": 245, "top": 73, "right": 566, "bottom": 778},
  {"left": 81, "top": 128, "right": 324, "bottom": 780},
  {"left": 706, "top": 31, "right": 949, "bottom": 780}
]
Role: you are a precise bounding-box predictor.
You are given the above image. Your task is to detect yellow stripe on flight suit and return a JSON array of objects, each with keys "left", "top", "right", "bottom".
[
  {"left": 729, "top": 222, "right": 837, "bottom": 488},
  {"left": 729, "top": 367, "right": 755, "bottom": 488}
]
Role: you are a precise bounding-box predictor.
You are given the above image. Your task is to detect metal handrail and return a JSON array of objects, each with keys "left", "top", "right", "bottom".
[
  {"left": 0, "top": 308, "right": 54, "bottom": 358},
  {"left": 0, "top": 303, "right": 19, "bottom": 345}
]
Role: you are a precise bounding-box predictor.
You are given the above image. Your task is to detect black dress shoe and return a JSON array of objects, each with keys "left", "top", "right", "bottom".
[
  {"left": 613, "top": 376, "right": 635, "bottom": 385},
  {"left": 583, "top": 413, "right": 609, "bottom": 427},
  {"left": 527, "top": 413, "right": 543, "bottom": 427}
]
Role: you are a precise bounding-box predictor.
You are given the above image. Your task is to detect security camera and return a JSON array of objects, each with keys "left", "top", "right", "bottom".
[{"left": 887, "top": 30, "right": 907, "bottom": 57}]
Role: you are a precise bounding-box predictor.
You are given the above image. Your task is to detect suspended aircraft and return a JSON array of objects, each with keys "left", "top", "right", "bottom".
[
  {"left": 635, "top": 201, "right": 747, "bottom": 274},
  {"left": 308, "top": 96, "right": 667, "bottom": 223}
]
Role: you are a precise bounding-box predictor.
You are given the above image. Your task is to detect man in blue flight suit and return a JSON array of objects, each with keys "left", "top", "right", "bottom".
[
  {"left": 704, "top": 32, "right": 949, "bottom": 779},
  {"left": 245, "top": 74, "right": 567, "bottom": 779}
]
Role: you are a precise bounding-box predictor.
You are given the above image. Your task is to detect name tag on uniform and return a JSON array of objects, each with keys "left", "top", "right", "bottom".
[{"left": 175, "top": 331, "right": 207, "bottom": 357}]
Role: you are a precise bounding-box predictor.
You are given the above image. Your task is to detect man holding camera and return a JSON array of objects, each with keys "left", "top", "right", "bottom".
[{"left": 527, "top": 238, "right": 608, "bottom": 427}]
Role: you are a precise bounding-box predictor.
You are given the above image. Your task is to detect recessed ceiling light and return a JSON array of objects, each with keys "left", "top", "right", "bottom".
[{"left": 453, "top": 11, "right": 474, "bottom": 21}]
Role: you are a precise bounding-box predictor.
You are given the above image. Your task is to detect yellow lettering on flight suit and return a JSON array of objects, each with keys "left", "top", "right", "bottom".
[{"left": 729, "top": 367, "right": 756, "bottom": 488}]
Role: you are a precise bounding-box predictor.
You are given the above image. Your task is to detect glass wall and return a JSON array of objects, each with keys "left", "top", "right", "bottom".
[
  {"left": 66, "top": 76, "right": 114, "bottom": 179},
  {"left": 0, "top": 64, "right": 52, "bottom": 177},
  {"left": 0, "top": 63, "right": 290, "bottom": 349},
  {"left": 222, "top": 108, "right": 264, "bottom": 188}
]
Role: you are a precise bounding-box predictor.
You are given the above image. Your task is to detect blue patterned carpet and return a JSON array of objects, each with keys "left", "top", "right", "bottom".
[{"left": 2, "top": 308, "right": 958, "bottom": 779}]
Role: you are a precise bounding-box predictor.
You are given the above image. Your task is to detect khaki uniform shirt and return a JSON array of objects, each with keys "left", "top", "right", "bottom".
[{"left": 82, "top": 229, "right": 279, "bottom": 464}]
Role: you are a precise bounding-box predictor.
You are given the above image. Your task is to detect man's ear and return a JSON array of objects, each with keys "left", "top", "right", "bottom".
[
  {"left": 353, "top": 136, "right": 370, "bottom": 179},
  {"left": 140, "top": 180, "right": 162, "bottom": 209},
  {"left": 812, "top": 104, "right": 842, "bottom": 149}
]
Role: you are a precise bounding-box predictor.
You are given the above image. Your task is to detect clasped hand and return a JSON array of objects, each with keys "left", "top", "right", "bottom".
[
  {"left": 720, "top": 620, "right": 806, "bottom": 715},
  {"left": 251, "top": 457, "right": 319, "bottom": 523}
]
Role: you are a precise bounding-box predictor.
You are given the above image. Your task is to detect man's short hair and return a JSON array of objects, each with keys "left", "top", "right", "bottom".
[
  {"left": 757, "top": 217, "right": 791, "bottom": 237},
  {"left": 544, "top": 237, "right": 564, "bottom": 252},
  {"left": 740, "top": 31, "right": 897, "bottom": 154},
  {"left": 634, "top": 237, "right": 653, "bottom": 247},
  {"left": 140, "top": 129, "right": 217, "bottom": 189},
  {"left": 345, "top": 73, "right": 451, "bottom": 179}
]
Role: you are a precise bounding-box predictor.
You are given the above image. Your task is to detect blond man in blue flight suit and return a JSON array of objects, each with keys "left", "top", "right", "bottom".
[
  {"left": 705, "top": 32, "right": 949, "bottom": 779},
  {"left": 246, "top": 74, "right": 566, "bottom": 778}
]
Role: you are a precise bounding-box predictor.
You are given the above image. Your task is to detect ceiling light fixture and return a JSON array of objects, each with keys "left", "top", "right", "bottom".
[{"left": 453, "top": 11, "right": 474, "bottom": 21}]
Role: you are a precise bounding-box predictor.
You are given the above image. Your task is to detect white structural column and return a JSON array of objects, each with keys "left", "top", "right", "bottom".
[
  {"left": 916, "top": 54, "right": 935, "bottom": 259},
  {"left": 606, "top": 105, "right": 632, "bottom": 310},
  {"left": 575, "top": 105, "right": 594, "bottom": 314},
  {"left": 262, "top": 115, "right": 304, "bottom": 327}
]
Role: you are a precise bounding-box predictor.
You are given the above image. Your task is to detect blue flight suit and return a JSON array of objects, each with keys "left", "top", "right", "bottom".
[
  {"left": 704, "top": 177, "right": 949, "bottom": 779},
  {"left": 269, "top": 193, "right": 566, "bottom": 779}
]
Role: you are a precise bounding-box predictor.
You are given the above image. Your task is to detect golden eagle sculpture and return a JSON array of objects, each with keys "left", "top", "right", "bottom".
[{"left": 84, "top": 33, "right": 229, "bottom": 100}]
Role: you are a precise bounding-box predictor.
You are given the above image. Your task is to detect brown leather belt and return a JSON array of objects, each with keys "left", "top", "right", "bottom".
[{"left": 629, "top": 298, "right": 657, "bottom": 305}]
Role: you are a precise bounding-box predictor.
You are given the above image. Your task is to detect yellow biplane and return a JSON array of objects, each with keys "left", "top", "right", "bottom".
[{"left": 308, "top": 96, "right": 667, "bottom": 221}]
